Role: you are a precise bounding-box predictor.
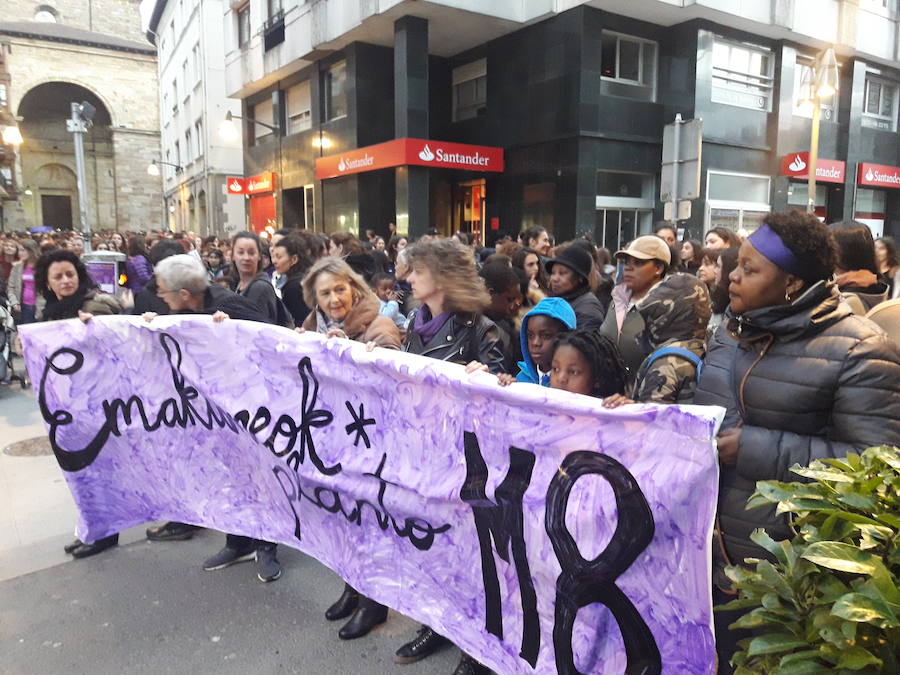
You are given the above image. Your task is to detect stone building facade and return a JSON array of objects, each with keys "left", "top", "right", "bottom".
[{"left": 0, "top": 0, "right": 163, "bottom": 233}]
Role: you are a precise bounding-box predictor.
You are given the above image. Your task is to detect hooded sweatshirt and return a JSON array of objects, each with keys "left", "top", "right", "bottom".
[{"left": 515, "top": 297, "right": 577, "bottom": 385}]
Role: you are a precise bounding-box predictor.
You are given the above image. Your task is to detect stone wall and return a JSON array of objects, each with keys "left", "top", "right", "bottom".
[
  {"left": 2, "top": 30, "right": 162, "bottom": 232},
  {"left": 4, "top": 0, "right": 147, "bottom": 45}
]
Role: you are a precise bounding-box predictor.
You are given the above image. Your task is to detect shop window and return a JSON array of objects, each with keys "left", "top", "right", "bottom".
[
  {"left": 452, "top": 59, "right": 487, "bottom": 122},
  {"left": 324, "top": 61, "right": 347, "bottom": 121},
  {"left": 595, "top": 209, "right": 654, "bottom": 253},
  {"left": 522, "top": 183, "right": 555, "bottom": 234},
  {"left": 252, "top": 98, "right": 275, "bottom": 143},
  {"left": 237, "top": 4, "right": 251, "bottom": 48},
  {"left": 792, "top": 57, "right": 837, "bottom": 121},
  {"left": 862, "top": 74, "right": 898, "bottom": 131},
  {"left": 706, "top": 169, "right": 771, "bottom": 235},
  {"left": 600, "top": 31, "right": 657, "bottom": 100},
  {"left": 286, "top": 80, "right": 312, "bottom": 134},
  {"left": 855, "top": 188, "right": 887, "bottom": 238},
  {"left": 712, "top": 38, "right": 773, "bottom": 112},
  {"left": 787, "top": 183, "right": 827, "bottom": 220}
]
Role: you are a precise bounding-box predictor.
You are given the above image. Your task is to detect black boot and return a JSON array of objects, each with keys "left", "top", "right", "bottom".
[
  {"left": 338, "top": 597, "right": 388, "bottom": 640},
  {"left": 64, "top": 538, "right": 83, "bottom": 554},
  {"left": 71, "top": 534, "right": 119, "bottom": 559},
  {"left": 394, "top": 625, "right": 449, "bottom": 664},
  {"left": 325, "top": 583, "right": 359, "bottom": 621},
  {"left": 451, "top": 653, "right": 492, "bottom": 675}
]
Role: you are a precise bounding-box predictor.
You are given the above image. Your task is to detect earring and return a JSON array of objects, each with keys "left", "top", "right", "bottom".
[{"left": 785, "top": 291, "right": 792, "bottom": 303}]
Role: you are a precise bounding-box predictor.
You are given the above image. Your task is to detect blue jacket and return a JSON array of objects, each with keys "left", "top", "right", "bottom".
[{"left": 516, "top": 297, "right": 577, "bottom": 385}]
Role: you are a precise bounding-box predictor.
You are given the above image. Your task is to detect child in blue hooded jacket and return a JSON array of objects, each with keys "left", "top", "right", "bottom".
[{"left": 509, "top": 297, "right": 577, "bottom": 385}]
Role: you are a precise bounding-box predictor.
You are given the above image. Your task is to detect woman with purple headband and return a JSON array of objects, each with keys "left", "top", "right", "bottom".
[{"left": 693, "top": 209, "right": 900, "bottom": 673}]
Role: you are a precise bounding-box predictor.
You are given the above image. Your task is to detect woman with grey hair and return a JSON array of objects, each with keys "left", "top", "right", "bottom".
[{"left": 299, "top": 256, "right": 400, "bottom": 640}]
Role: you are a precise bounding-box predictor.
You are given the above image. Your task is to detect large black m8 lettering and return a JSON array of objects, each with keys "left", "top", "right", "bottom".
[{"left": 461, "top": 432, "right": 661, "bottom": 674}]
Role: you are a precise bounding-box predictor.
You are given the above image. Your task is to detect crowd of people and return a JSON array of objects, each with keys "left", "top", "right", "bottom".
[{"left": 1, "top": 212, "right": 899, "bottom": 674}]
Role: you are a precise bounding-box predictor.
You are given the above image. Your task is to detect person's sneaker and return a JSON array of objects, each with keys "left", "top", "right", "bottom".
[
  {"left": 394, "top": 625, "right": 449, "bottom": 664},
  {"left": 256, "top": 544, "right": 282, "bottom": 582},
  {"left": 202, "top": 546, "right": 256, "bottom": 571},
  {"left": 63, "top": 538, "right": 83, "bottom": 555},
  {"left": 451, "top": 654, "right": 492, "bottom": 675},
  {"left": 146, "top": 522, "right": 198, "bottom": 542}
]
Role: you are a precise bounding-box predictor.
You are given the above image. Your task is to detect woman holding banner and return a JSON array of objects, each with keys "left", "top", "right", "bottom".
[
  {"left": 34, "top": 248, "right": 123, "bottom": 559},
  {"left": 300, "top": 256, "right": 401, "bottom": 640},
  {"left": 395, "top": 237, "right": 503, "bottom": 675},
  {"left": 693, "top": 210, "right": 900, "bottom": 671}
]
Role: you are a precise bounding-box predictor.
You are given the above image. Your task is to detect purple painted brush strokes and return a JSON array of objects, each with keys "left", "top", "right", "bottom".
[{"left": 19, "top": 316, "right": 723, "bottom": 674}]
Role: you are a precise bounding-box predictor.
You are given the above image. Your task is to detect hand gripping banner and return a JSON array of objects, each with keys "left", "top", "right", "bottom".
[{"left": 20, "top": 316, "right": 722, "bottom": 674}]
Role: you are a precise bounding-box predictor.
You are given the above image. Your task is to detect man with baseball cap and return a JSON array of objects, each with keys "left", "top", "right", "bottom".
[
  {"left": 600, "top": 235, "right": 673, "bottom": 388},
  {"left": 544, "top": 244, "right": 607, "bottom": 331}
]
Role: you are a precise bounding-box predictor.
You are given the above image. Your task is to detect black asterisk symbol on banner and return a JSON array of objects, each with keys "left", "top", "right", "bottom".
[{"left": 344, "top": 401, "right": 375, "bottom": 448}]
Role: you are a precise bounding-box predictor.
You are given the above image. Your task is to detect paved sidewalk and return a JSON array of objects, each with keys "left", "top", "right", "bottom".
[{"left": 0, "top": 358, "right": 459, "bottom": 674}]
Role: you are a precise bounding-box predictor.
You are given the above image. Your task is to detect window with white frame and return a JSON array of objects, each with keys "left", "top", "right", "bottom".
[
  {"left": 706, "top": 169, "right": 771, "bottom": 235},
  {"left": 324, "top": 61, "right": 347, "bottom": 121},
  {"left": 237, "top": 4, "right": 251, "bottom": 48},
  {"left": 171, "top": 80, "right": 178, "bottom": 111},
  {"left": 195, "top": 119, "right": 204, "bottom": 157},
  {"left": 286, "top": 80, "right": 311, "bottom": 134},
  {"left": 600, "top": 31, "right": 657, "bottom": 91},
  {"left": 792, "top": 56, "right": 837, "bottom": 121},
  {"left": 712, "top": 38, "right": 774, "bottom": 111},
  {"left": 182, "top": 60, "right": 190, "bottom": 98},
  {"left": 862, "top": 73, "right": 898, "bottom": 131},
  {"left": 253, "top": 97, "right": 275, "bottom": 143},
  {"left": 192, "top": 43, "right": 201, "bottom": 85},
  {"left": 185, "top": 129, "right": 193, "bottom": 163},
  {"left": 452, "top": 58, "right": 487, "bottom": 122},
  {"left": 174, "top": 141, "right": 181, "bottom": 168}
]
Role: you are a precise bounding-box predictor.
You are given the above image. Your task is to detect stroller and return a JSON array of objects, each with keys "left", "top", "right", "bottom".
[{"left": 0, "top": 289, "right": 30, "bottom": 389}]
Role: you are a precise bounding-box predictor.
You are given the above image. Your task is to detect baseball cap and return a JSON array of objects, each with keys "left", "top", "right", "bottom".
[{"left": 615, "top": 235, "right": 672, "bottom": 265}]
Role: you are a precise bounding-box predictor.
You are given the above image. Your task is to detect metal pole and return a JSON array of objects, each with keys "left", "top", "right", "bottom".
[
  {"left": 670, "top": 113, "right": 682, "bottom": 226},
  {"left": 70, "top": 102, "right": 92, "bottom": 252},
  {"left": 807, "top": 95, "right": 821, "bottom": 216}
]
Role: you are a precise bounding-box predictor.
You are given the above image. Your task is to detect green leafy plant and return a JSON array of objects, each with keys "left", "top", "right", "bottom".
[{"left": 722, "top": 446, "right": 899, "bottom": 674}]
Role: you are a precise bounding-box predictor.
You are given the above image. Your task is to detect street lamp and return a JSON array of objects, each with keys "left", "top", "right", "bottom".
[
  {"left": 218, "top": 110, "right": 281, "bottom": 141},
  {"left": 2, "top": 124, "right": 23, "bottom": 146},
  {"left": 798, "top": 47, "right": 839, "bottom": 216},
  {"left": 147, "top": 159, "right": 183, "bottom": 177}
]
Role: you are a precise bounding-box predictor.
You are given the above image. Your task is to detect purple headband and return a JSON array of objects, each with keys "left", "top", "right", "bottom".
[{"left": 748, "top": 224, "right": 808, "bottom": 279}]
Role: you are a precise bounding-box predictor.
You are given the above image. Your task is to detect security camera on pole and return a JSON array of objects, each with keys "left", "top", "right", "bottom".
[{"left": 67, "top": 101, "right": 96, "bottom": 253}]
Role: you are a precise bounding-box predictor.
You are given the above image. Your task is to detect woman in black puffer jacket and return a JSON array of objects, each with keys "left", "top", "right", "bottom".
[{"left": 693, "top": 209, "right": 900, "bottom": 672}]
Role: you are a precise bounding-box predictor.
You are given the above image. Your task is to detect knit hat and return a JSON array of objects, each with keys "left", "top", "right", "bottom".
[{"left": 544, "top": 245, "right": 593, "bottom": 282}]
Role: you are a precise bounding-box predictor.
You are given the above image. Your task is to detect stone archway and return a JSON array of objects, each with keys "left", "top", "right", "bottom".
[{"left": 16, "top": 81, "right": 114, "bottom": 231}]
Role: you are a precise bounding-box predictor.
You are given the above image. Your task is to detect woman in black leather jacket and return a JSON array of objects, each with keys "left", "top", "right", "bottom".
[
  {"left": 394, "top": 237, "right": 503, "bottom": 675},
  {"left": 693, "top": 210, "right": 900, "bottom": 672}
]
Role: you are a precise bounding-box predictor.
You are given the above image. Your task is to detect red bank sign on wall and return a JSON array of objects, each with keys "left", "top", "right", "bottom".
[
  {"left": 226, "top": 171, "right": 277, "bottom": 194},
  {"left": 315, "top": 138, "right": 504, "bottom": 180},
  {"left": 779, "top": 152, "right": 845, "bottom": 184},
  {"left": 857, "top": 162, "right": 900, "bottom": 188}
]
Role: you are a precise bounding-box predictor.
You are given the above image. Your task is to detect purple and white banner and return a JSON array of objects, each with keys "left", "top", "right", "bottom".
[{"left": 20, "top": 316, "right": 722, "bottom": 674}]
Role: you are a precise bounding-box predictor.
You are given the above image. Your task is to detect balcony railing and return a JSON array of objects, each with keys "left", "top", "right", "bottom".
[{"left": 264, "top": 10, "right": 285, "bottom": 51}]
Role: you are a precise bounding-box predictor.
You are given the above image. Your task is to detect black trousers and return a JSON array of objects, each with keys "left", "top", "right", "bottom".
[
  {"left": 225, "top": 534, "right": 276, "bottom": 551},
  {"left": 713, "top": 587, "right": 753, "bottom": 674}
]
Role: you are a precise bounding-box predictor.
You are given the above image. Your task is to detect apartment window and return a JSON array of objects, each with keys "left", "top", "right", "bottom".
[
  {"left": 286, "top": 80, "right": 312, "bottom": 134},
  {"left": 711, "top": 38, "right": 773, "bottom": 111},
  {"left": 195, "top": 119, "right": 204, "bottom": 157},
  {"left": 182, "top": 60, "right": 190, "bottom": 98},
  {"left": 185, "top": 129, "right": 193, "bottom": 162},
  {"left": 237, "top": 4, "right": 251, "bottom": 48},
  {"left": 862, "top": 74, "right": 898, "bottom": 131},
  {"left": 452, "top": 58, "right": 487, "bottom": 122},
  {"left": 268, "top": 0, "right": 283, "bottom": 19},
  {"left": 165, "top": 150, "right": 173, "bottom": 178},
  {"left": 171, "top": 80, "right": 179, "bottom": 111},
  {"left": 0, "top": 83, "right": 7, "bottom": 110},
  {"left": 253, "top": 98, "right": 275, "bottom": 143},
  {"left": 792, "top": 57, "right": 837, "bottom": 121},
  {"left": 600, "top": 31, "right": 657, "bottom": 89},
  {"left": 324, "top": 61, "right": 347, "bottom": 121},
  {"left": 174, "top": 141, "right": 181, "bottom": 168},
  {"left": 192, "top": 43, "right": 201, "bottom": 84}
]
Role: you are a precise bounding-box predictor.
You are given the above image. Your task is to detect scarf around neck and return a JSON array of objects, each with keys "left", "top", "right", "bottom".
[{"left": 412, "top": 304, "right": 451, "bottom": 343}]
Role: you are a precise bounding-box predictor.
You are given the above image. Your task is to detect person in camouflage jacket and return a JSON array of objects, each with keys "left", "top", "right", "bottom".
[{"left": 628, "top": 272, "right": 712, "bottom": 404}]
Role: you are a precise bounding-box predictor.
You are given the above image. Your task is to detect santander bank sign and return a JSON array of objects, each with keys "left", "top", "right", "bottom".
[
  {"left": 316, "top": 138, "right": 503, "bottom": 180},
  {"left": 779, "top": 152, "right": 845, "bottom": 184},
  {"left": 858, "top": 162, "right": 900, "bottom": 188}
]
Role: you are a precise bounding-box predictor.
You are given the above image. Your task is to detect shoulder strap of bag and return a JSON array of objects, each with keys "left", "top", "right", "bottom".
[{"left": 643, "top": 345, "right": 703, "bottom": 379}]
